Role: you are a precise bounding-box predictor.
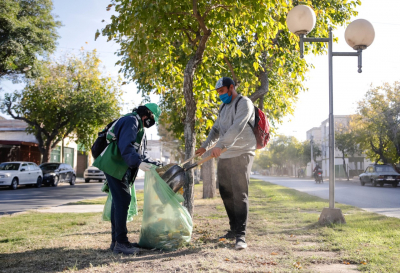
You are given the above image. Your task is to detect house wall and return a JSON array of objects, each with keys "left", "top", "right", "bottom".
[{"left": 0, "top": 131, "right": 78, "bottom": 170}]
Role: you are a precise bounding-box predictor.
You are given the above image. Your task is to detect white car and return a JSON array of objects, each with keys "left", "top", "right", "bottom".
[
  {"left": 84, "top": 166, "right": 106, "bottom": 183},
  {"left": 0, "top": 161, "right": 43, "bottom": 190}
]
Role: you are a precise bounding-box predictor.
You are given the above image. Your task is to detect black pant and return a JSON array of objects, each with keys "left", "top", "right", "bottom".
[
  {"left": 105, "top": 170, "right": 133, "bottom": 244},
  {"left": 217, "top": 153, "right": 254, "bottom": 237}
]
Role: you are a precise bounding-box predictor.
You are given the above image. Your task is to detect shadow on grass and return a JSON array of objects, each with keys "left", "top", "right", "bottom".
[{"left": 1, "top": 246, "right": 202, "bottom": 272}]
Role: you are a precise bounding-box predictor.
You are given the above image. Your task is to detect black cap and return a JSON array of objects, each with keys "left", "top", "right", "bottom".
[{"left": 215, "top": 77, "right": 235, "bottom": 90}]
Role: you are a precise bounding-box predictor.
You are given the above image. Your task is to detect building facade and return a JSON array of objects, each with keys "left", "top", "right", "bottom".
[
  {"left": 306, "top": 115, "right": 371, "bottom": 178},
  {"left": 0, "top": 119, "right": 78, "bottom": 170}
]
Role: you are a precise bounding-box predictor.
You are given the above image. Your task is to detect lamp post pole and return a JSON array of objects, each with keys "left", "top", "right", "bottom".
[
  {"left": 310, "top": 135, "right": 314, "bottom": 177},
  {"left": 298, "top": 28, "right": 364, "bottom": 224},
  {"left": 286, "top": 5, "right": 374, "bottom": 224}
]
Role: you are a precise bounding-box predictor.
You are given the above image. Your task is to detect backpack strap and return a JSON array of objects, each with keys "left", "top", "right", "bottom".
[
  {"left": 106, "top": 113, "right": 144, "bottom": 152},
  {"left": 218, "top": 96, "right": 243, "bottom": 115}
]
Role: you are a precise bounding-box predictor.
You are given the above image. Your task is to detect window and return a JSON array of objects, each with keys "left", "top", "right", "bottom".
[
  {"left": 375, "top": 165, "right": 395, "bottom": 172},
  {"left": 0, "top": 163, "right": 20, "bottom": 171},
  {"left": 40, "top": 163, "right": 60, "bottom": 171}
]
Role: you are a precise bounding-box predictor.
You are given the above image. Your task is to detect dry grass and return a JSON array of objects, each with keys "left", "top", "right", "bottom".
[{"left": 1, "top": 179, "right": 398, "bottom": 272}]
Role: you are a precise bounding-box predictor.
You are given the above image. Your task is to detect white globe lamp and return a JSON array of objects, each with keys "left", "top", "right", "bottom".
[
  {"left": 286, "top": 5, "right": 316, "bottom": 35},
  {"left": 345, "top": 19, "right": 375, "bottom": 50}
]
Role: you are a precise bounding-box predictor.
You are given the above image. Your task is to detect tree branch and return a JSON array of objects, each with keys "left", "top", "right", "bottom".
[
  {"left": 223, "top": 56, "right": 239, "bottom": 87},
  {"left": 192, "top": 0, "right": 210, "bottom": 34},
  {"left": 204, "top": 4, "right": 233, "bottom": 18}
]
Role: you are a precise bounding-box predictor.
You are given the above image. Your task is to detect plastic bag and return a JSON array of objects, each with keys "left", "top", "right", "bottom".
[
  {"left": 138, "top": 166, "right": 192, "bottom": 250},
  {"left": 102, "top": 181, "right": 138, "bottom": 222}
]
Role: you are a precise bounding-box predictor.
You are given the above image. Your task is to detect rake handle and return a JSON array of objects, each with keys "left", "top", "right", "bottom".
[{"left": 194, "top": 147, "right": 228, "bottom": 166}]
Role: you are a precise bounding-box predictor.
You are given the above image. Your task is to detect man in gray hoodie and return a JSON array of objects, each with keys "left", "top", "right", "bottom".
[{"left": 195, "top": 77, "right": 256, "bottom": 250}]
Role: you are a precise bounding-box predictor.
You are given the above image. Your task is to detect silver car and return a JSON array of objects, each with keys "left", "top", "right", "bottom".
[
  {"left": 84, "top": 166, "right": 106, "bottom": 183},
  {"left": 0, "top": 161, "right": 43, "bottom": 190}
]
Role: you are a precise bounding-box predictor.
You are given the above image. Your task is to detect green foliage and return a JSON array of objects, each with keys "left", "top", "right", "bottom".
[
  {"left": 1, "top": 50, "right": 122, "bottom": 162},
  {"left": 254, "top": 135, "right": 321, "bottom": 171},
  {"left": 99, "top": 0, "right": 360, "bottom": 147},
  {"left": 0, "top": 0, "right": 61, "bottom": 79},
  {"left": 351, "top": 82, "right": 400, "bottom": 164},
  {"left": 335, "top": 127, "right": 361, "bottom": 158}
]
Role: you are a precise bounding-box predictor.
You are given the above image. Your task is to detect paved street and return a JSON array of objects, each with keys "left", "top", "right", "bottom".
[
  {"left": 252, "top": 175, "right": 400, "bottom": 219},
  {"left": 0, "top": 178, "right": 144, "bottom": 215}
]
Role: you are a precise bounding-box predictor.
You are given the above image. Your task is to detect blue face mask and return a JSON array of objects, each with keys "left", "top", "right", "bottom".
[{"left": 219, "top": 92, "right": 232, "bottom": 104}]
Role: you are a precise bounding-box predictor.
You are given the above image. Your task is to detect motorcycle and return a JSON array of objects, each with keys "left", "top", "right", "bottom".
[{"left": 314, "top": 171, "right": 323, "bottom": 183}]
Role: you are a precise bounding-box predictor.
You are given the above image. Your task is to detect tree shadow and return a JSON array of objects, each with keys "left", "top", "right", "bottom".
[{"left": 1, "top": 246, "right": 202, "bottom": 272}]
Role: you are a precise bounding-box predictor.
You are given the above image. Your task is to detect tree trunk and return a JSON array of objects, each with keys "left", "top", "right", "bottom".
[
  {"left": 182, "top": 54, "right": 200, "bottom": 216},
  {"left": 41, "top": 144, "right": 52, "bottom": 163},
  {"left": 342, "top": 152, "right": 349, "bottom": 180},
  {"left": 202, "top": 149, "right": 216, "bottom": 198},
  {"left": 181, "top": 21, "right": 211, "bottom": 216}
]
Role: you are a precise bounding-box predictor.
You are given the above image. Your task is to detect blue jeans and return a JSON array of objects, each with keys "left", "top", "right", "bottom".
[{"left": 105, "top": 171, "right": 132, "bottom": 244}]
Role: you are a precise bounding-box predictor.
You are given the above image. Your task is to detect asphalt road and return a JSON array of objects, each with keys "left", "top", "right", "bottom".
[
  {"left": 0, "top": 178, "right": 144, "bottom": 215},
  {"left": 252, "top": 175, "right": 400, "bottom": 219}
]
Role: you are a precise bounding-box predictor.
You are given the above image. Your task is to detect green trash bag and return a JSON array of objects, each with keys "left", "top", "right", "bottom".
[
  {"left": 102, "top": 181, "right": 138, "bottom": 222},
  {"left": 138, "top": 166, "right": 192, "bottom": 250}
]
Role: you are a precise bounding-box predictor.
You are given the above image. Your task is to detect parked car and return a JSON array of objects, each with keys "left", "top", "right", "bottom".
[
  {"left": 84, "top": 166, "right": 105, "bottom": 183},
  {"left": 39, "top": 163, "right": 76, "bottom": 187},
  {"left": 0, "top": 161, "right": 43, "bottom": 190},
  {"left": 359, "top": 164, "right": 400, "bottom": 187}
]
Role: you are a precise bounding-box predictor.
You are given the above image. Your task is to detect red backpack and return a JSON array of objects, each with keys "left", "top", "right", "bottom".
[{"left": 219, "top": 96, "right": 270, "bottom": 149}]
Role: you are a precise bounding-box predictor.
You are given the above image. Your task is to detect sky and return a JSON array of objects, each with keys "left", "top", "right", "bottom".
[{"left": 2, "top": 0, "right": 400, "bottom": 142}]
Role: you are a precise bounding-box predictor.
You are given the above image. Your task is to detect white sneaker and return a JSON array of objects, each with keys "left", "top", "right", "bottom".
[{"left": 235, "top": 237, "right": 247, "bottom": 250}]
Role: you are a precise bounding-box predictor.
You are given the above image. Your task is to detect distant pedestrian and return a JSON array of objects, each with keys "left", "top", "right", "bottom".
[
  {"left": 94, "top": 103, "right": 162, "bottom": 255},
  {"left": 195, "top": 77, "right": 256, "bottom": 250}
]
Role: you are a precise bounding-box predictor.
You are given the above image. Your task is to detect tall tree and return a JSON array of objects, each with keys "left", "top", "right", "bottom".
[
  {"left": 1, "top": 50, "right": 122, "bottom": 162},
  {"left": 335, "top": 128, "right": 361, "bottom": 180},
  {"left": 0, "top": 0, "right": 61, "bottom": 80},
  {"left": 352, "top": 83, "right": 400, "bottom": 164},
  {"left": 99, "top": 0, "right": 359, "bottom": 216}
]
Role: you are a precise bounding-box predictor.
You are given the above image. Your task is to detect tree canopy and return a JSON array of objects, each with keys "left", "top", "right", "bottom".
[
  {"left": 254, "top": 135, "right": 321, "bottom": 174},
  {"left": 351, "top": 82, "right": 400, "bottom": 164},
  {"left": 99, "top": 0, "right": 360, "bottom": 215},
  {"left": 0, "top": 0, "right": 61, "bottom": 80},
  {"left": 1, "top": 50, "right": 122, "bottom": 162}
]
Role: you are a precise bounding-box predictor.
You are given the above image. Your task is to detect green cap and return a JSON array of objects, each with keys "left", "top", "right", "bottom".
[{"left": 144, "top": 103, "right": 161, "bottom": 123}]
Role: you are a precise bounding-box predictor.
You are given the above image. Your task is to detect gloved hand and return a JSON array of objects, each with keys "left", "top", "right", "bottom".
[{"left": 139, "top": 162, "right": 152, "bottom": 172}]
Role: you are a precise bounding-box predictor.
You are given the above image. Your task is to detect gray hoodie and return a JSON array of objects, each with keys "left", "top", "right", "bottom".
[{"left": 201, "top": 94, "right": 257, "bottom": 159}]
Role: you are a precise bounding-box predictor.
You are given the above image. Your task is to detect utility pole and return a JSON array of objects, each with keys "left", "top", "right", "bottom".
[{"left": 310, "top": 135, "right": 314, "bottom": 177}]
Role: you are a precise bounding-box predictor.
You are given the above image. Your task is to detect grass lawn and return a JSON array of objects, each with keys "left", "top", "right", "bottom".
[{"left": 1, "top": 179, "right": 399, "bottom": 272}]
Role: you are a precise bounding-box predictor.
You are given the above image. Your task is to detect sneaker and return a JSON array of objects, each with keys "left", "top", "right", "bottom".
[
  {"left": 110, "top": 241, "right": 115, "bottom": 251},
  {"left": 235, "top": 236, "right": 247, "bottom": 250},
  {"left": 219, "top": 230, "right": 236, "bottom": 240},
  {"left": 110, "top": 241, "right": 140, "bottom": 251},
  {"left": 113, "top": 242, "right": 141, "bottom": 255}
]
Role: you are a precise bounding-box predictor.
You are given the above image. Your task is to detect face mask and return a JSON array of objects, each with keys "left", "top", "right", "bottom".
[
  {"left": 144, "top": 117, "right": 155, "bottom": 128},
  {"left": 219, "top": 92, "right": 232, "bottom": 104}
]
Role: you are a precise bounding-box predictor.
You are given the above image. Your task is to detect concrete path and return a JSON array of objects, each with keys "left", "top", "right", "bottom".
[{"left": 37, "top": 204, "right": 104, "bottom": 213}]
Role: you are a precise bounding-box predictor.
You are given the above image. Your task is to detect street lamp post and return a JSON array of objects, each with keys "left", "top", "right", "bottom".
[
  {"left": 310, "top": 135, "right": 314, "bottom": 178},
  {"left": 286, "top": 5, "right": 375, "bottom": 224}
]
